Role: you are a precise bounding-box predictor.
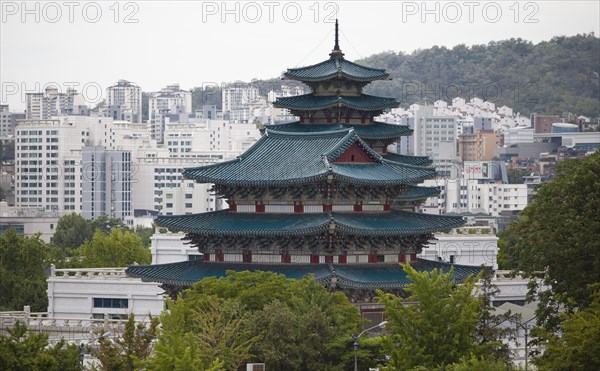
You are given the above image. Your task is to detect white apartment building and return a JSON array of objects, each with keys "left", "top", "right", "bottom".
[
  {"left": 222, "top": 84, "right": 260, "bottom": 113},
  {"left": 412, "top": 105, "right": 458, "bottom": 157},
  {"left": 148, "top": 84, "right": 192, "bottom": 143},
  {"left": 25, "top": 87, "right": 87, "bottom": 120},
  {"left": 81, "top": 146, "right": 132, "bottom": 221},
  {"left": 15, "top": 116, "right": 144, "bottom": 215},
  {"left": 420, "top": 178, "right": 527, "bottom": 217},
  {"left": 164, "top": 120, "right": 261, "bottom": 157},
  {"left": 15, "top": 118, "right": 89, "bottom": 213},
  {"left": 106, "top": 80, "right": 142, "bottom": 123},
  {"left": 0, "top": 105, "right": 13, "bottom": 137}
]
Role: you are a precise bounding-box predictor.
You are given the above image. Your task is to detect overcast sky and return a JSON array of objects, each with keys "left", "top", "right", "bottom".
[{"left": 1, "top": 1, "right": 599, "bottom": 109}]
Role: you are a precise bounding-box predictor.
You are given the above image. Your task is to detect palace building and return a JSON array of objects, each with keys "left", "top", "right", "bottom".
[{"left": 127, "top": 21, "right": 478, "bottom": 300}]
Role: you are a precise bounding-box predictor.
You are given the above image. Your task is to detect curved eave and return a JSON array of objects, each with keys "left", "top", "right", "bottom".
[
  {"left": 274, "top": 94, "right": 399, "bottom": 112},
  {"left": 266, "top": 121, "right": 413, "bottom": 141},
  {"left": 396, "top": 186, "right": 441, "bottom": 202},
  {"left": 283, "top": 58, "right": 389, "bottom": 83},
  {"left": 382, "top": 152, "right": 433, "bottom": 167},
  {"left": 155, "top": 210, "right": 465, "bottom": 238},
  {"left": 156, "top": 211, "right": 331, "bottom": 237},
  {"left": 125, "top": 260, "right": 481, "bottom": 290},
  {"left": 334, "top": 211, "right": 464, "bottom": 237}
]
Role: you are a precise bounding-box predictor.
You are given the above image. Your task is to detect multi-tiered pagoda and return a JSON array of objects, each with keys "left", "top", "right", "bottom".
[{"left": 127, "top": 22, "right": 477, "bottom": 299}]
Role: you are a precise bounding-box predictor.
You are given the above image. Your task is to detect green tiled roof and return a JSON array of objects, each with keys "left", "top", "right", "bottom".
[
  {"left": 274, "top": 94, "right": 399, "bottom": 112},
  {"left": 265, "top": 121, "right": 413, "bottom": 141},
  {"left": 382, "top": 152, "right": 433, "bottom": 166},
  {"left": 183, "top": 129, "right": 435, "bottom": 187},
  {"left": 155, "top": 209, "right": 464, "bottom": 237},
  {"left": 397, "top": 185, "right": 440, "bottom": 202},
  {"left": 283, "top": 57, "right": 389, "bottom": 82},
  {"left": 125, "top": 259, "right": 482, "bottom": 289}
]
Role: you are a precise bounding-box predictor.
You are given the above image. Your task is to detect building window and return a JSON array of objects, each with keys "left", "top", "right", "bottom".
[{"left": 93, "top": 298, "right": 128, "bottom": 309}]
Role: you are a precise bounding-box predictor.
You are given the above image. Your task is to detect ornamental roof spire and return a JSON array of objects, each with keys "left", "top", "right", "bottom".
[{"left": 330, "top": 19, "right": 345, "bottom": 58}]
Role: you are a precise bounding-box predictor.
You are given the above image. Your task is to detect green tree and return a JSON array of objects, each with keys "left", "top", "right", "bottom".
[
  {"left": 74, "top": 229, "right": 151, "bottom": 267},
  {"left": 134, "top": 225, "right": 154, "bottom": 248},
  {"left": 152, "top": 271, "right": 363, "bottom": 370},
  {"left": 475, "top": 267, "right": 517, "bottom": 362},
  {"left": 50, "top": 213, "right": 93, "bottom": 250},
  {"left": 0, "top": 230, "right": 51, "bottom": 311},
  {"left": 376, "top": 263, "right": 482, "bottom": 370},
  {"left": 533, "top": 286, "right": 600, "bottom": 370},
  {"left": 0, "top": 321, "right": 80, "bottom": 371},
  {"left": 446, "top": 355, "right": 516, "bottom": 371},
  {"left": 498, "top": 150, "right": 600, "bottom": 328},
  {"left": 90, "top": 215, "right": 128, "bottom": 235},
  {"left": 94, "top": 313, "right": 160, "bottom": 371}
]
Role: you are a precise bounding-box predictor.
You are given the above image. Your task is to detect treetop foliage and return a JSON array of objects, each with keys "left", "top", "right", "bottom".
[{"left": 498, "top": 149, "right": 600, "bottom": 322}]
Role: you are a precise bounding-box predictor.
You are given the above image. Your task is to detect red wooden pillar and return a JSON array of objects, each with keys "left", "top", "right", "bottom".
[
  {"left": 310, "top": 255, "right": 320, "bottom": 264},
  {"left": 398, "top": 253, "right": 406, "bottom": 263},
  {"left": 354, "top": 203, "right": 362, "bottom": 212},
  {"left": 338, "top": 255, "right": 347, "bottom": 264},
  {"left": 323, "top": 204, "right": 332, "bottom": 213},
  {"left": 215, "top": 250, "right": 224, "bottom": 262},
  {"left": 242, "top": 250, "right": 252, "bottom": 263},
  {"left": 368, "top": 254, "right": 378, "bottom": 263},
  {"left": 410, "top": 253, "right": 417, "bottom": 262},
  {"left": 229, "top": 204, "right": 237, "bottom": 212},
  {"left": 281, "top": 253, "right": 291, "bottom": 263},
  {"left": 324, "top": 255, "right": 334, "bottom": 264},
  {"left": 294, "top": 202, "right": 303, "bottom": 213},
  {"left": 203, "top": 253, "right": 211, "bottom": 262}
]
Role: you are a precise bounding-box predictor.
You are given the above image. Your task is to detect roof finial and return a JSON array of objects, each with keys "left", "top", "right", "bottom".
[
  {"left": 330, "top": 19, "right": 345, "bottom": 58},
  {"left": 334, "top": 19, "right": 340, "bottom": 50}
]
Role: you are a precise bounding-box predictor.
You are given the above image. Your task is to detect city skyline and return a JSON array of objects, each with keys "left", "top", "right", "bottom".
[{"left": 2, "top": 1, "right": 599, "bottom": 110}]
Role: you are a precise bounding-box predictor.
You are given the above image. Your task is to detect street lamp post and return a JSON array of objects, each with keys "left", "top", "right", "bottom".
[
  {"left": 79, "top": 331, "right": 112, "bottom": 370},
  {"left": 352, "top": 320, "right": 387, "bottom": 371}
]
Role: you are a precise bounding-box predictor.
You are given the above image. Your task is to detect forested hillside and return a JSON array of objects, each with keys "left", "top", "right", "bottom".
[
  {"left": 357, "top": 34, "right": 599, "bottom": 117},
  {"left": 189, "top": 34, "right": 599, "bottom": 118}
]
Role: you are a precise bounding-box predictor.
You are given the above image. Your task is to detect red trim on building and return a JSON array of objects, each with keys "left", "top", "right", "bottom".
[
  {"left": 333, "top": 142, "right": 375, "bottom": 163},
  {"left": 323, "top": 204, "right": 332, "bottom": 213},
  {"left": 410, "top": 253, "right": 417, "bottom": 262},
  {"left": 383, "top": 204, "right": 391, "bottom": 211},
  {"left": 399, "top": 253, "right": 406, "bottom": 263},
  {"left": 281, "top": 253, "right": 291, "bottom": 264},
  {"left": 229, "top": 204, "right": 237, "bottom": 212},
  {"left": 299, "top": 116, "right": 305, "bottom": 123},
  {"left": 310, "top": 255, "right": 320, "bottom": 264},
  {"left": 325, "top": 255, "right": 333, "bottom": 264},
  {"left": 203, "top": 253, "right": 210, "bottom": 262},
  {"left": 256, "top": 204, "right": 265, "bottom": 213},
  {"left": 338, "top": 255, "right": 347, "bottom": 264},
  {"left": 361, "top": 118, "right": 366, "bottom": 124},
  {"left": 368, "top": 254, "right": 378, "bottom": 263},
  {"left": 354, "top": 204, "right": 362, "bottom": 212},
  {"left": 326, "top": 117, "right": 332, "bottom": 123},
  {"left": 294, "top": 203, "right": 304, "bottom": 213},
  {"left": 215, "top": 250, "right": 224, "bottom": 262},
  {"left": 242, "top": 250, "right": 252, "bottom": 263}
]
